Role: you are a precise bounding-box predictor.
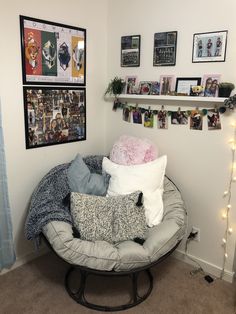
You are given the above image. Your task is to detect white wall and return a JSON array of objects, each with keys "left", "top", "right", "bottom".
[
  {"left": 0, "top": 0, "right": 108, "bottom": 264},
  {"left": 106, "top": 0, "right": 236, "bottom": 278}
]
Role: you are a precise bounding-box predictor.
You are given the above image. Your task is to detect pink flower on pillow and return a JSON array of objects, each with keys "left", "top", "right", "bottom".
[{"left": 110, "top": 135, "right": 158, "bottom": 165}]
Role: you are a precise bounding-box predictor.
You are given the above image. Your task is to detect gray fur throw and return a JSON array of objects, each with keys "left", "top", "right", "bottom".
[{"left": 25, "top": 155, "right": 105, "bottom": 243}]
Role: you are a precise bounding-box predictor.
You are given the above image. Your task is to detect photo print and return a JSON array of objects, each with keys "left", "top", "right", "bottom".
[
  {"left": 160, "top": 75, "right": 175, "bottom": 95},
  {"left": 190, "top": 110, "right": 203, "bottom": 130},
  {"left": 207, "top": 109, "right": 221, "bottom": 130},
  {"left": 138, "top": 81, "right": 152, "bottom": 95},
  {"left": 150, "top": 81, "right": 160, "bottom": 95},
  {"left": 125, "top": 76, "right": 138, "bottom": 94},
  {"left": 144, "top": 110, "right": 154, "bottom": 128},
  {"left": 132, "top": 107, "right": 142, "bottom": 124},
  {"left": 171, "top": 109, "right": 188, "bottom": 125},
  {"left": 123, "top": 106, "right": 131, "bottom": 122},
  {"left": 202, "top": 74, "right": 221, "bottom": 97},
  {"left": 157, "top": 109, "right": 168, "bottom": 129},
  {"left": 24, "top": 87, "right": 86, "bottom": 149}
]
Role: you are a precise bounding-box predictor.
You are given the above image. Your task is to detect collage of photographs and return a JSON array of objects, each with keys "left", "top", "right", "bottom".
[
  {"left": 124, "top": 74, "right": 222, "bottom": 97},
  {"left": 20, "top": 16, "right": 87, "bottom": 149},
  {"left": 122, "top": 104, "right": 222, "bottom": 131}
]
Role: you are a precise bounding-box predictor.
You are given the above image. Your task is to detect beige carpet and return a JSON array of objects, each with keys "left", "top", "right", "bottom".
[{"left": 0, "top": 252, "right": 235, "bottom": 314}]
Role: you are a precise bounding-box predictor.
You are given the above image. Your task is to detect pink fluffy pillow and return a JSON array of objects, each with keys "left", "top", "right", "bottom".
[{"left": 110, "top": 135, "right": 158, "bottom": 165}]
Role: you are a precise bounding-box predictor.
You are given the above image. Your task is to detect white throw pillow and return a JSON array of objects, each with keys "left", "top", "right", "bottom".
[{"left": 102, "top": 155, "right": 167, "bottom": 227}]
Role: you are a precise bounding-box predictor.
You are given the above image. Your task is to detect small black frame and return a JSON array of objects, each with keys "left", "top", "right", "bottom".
[
  {"left": 121, "top": 35, "right": 141, "bottom": 67},
  {"left": 20, "top": 15, "right": 86, "bottom": 86},
  {"left": 23, "top": 86, "right": 86, "bottom": 149},
  {"left": 175, "top": 77, "right": 202, "bottom": 95},
  {"left": 153, "top": 31, "right": 177, "bottom": 66}
]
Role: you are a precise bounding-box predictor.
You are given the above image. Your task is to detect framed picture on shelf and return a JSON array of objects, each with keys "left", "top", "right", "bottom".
[
  {"left": 192, "top": 30, "right": 228, "bottom": 63},
  {"left": 150, "top": 81, "right": 160, "bottom": 95},
  {"left": 159, "top": 75, "right": 175, "bottom": 95},
  {"left": 20, "top": 15, "right": 86, "bottom": 85},
  {"left": 175, "top": 77, "right": 201, "bottom": 95},
  {"left": 125, "top": 76, "right": 138, "bottom": 94},
  {"left": 23, "top": 86, "right": 86, "bottom": 149},
  {"left": 153, "top": 31, "right": 177, "bottom": 66},
  {"left": 121, "top": 35, "right": 141, "bottom": 67},
  {"left": 202, "top": 74, "right": 221, "bottom": 97},
  {"left": 138, "top": 81, "right": 152, "bottom": 95}
]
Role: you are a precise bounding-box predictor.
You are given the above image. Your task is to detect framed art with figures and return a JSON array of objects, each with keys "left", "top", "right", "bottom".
[{"left": 20, "top": 15, "right": 86, "bottom": 85}]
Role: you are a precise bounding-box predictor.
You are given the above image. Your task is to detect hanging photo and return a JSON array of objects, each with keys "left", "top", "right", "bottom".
[
  {"left": 20, "top": 15, "right": 86, "bottom": 86},
  {"left": 132, "top": 108, "right": 142, "bottom": 124},
  {"left": 202, "top": 74, "right": 221, "bottom": 97},
  {"left": 150, "top": 82, "right": 160, "bottom": 95},
  {"left": 125, "top": 76, "right": 138, "bottom": 94},
  {"left": 157, "top": 110, "right": 168, "bottom": 129},
  {"left": 144, "top": 111, "right": 154, "bottom": 128},
  {"left": 153, "top": 31, "right": 177, "bottom": 66},
  {"left": 190, "top": 110, "right": 203, "bottom": 130},
  {"left": 121, "top": 35, "right": 141, "bottom": 67},
  {"left": 123, "top": 106, "right": 131, "bottom": 122},
  {"left": 160, "top": 75, "right": 175, "bottom": 95},
  {"left": 207, "top": 109, "right": 221, "bottom": 130},
  {"left": 23, "top": 87, "right": 86, "bottom": 149},
  {"left": 171, "top": 110, "right": 188, "bottom": 125}
]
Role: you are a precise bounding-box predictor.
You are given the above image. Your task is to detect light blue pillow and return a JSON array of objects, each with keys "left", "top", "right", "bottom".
[{"left": 68, "top": 154, "right": 109, "bottom": 196}]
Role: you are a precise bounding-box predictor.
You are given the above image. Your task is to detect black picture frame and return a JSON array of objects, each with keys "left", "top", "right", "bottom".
[
  {"left": 23, "top": 86, "right": 86, "bottom": 149},
  {"left": 153, "top": 31, "right": 177, "bottom": 66},
  {"left": 192, "top": 30, "right": 228, "bottom": 63},
  {"left": 20, "top": 15, "right": 86, "bottom": 86},
  {"left": 121, "top": 35, "right": 141, "bottom": 67},
  {"left": 175, "top": 77, "right": 202, "bottom": 95}
]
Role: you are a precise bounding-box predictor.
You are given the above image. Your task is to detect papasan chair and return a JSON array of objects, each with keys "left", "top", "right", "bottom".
[{"left": 25, "top": 155, "right": 187, "bottom": 312}]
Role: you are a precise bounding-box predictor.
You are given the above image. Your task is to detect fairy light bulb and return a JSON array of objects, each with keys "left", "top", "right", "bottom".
[
  {"left": 229, "top": 138, "right": 235, "bottom": 144},
  {"left": 225, "top": 253, "right": 228, "bottom": 258},
  {"left": 228, "top": 227, "right": 233, "bottom": 234},
  {"left": 223, "top": 191, "right": 228, "bottom": 196},
  {"left": 232, "top": 144, "right": 236, "bottom": 151},
  {"left": 231, "top": 121, "right": 236, "bottom": 128},
  {"left": 222, "top": 238, "right": 227, "bottom": 244},
  {"left": 227, "top": 204, "right": 232, "bottom": 209},
  {"left": 233, "top": 163, "right": 236, "bottom": 170},
  {"left": 233, "top": 177, "right": 236, "bottom": 182},
  {"left": 222, "top": 211, "right": 227, "bottom": 219}
]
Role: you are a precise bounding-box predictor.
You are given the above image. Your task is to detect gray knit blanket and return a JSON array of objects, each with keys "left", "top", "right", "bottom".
[{"left": 25, "top": 156, "right": 104, "bottom": 243}]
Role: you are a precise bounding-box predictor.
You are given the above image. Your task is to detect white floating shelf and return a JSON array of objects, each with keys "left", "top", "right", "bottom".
[{"left": 114, "top": 94, "right": 226, "bottom": 103}]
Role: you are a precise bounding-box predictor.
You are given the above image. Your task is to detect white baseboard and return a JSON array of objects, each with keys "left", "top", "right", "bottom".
[
  {"left": 173, "top": 248, "right": 235, "bottom": 283},
  {"left": 0, "top": 246, "right": 48, "bottom": 276}
]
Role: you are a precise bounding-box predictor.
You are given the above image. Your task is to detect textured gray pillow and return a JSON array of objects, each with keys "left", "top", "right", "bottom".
[
  {"left": 70, "top": 191, "right": 147, "bottom": 243},
  {"left": 68, "top": 154, "right": 109, "bottom": 196}
]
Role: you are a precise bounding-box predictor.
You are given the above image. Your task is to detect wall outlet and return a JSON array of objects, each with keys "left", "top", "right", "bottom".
[{"left": 192, "top": 227, "right": 200, "bottom": 241}]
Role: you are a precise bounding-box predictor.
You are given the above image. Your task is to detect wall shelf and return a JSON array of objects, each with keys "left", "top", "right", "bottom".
[{"left": 114, "top": 94, "right": 227, "bottom": 103}]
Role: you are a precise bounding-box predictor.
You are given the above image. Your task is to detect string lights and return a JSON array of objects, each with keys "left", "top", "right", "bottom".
[{"left": 220, "top": 119, "right": 236, "bottom": 279}]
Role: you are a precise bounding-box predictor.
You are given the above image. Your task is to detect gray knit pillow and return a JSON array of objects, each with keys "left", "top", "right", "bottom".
[{"left": 70, "top": 191, "right": 147, "bottom": 243}]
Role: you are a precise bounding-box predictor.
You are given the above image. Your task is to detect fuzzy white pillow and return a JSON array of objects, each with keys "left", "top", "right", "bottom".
[{"left": 102, "top": 155, "right": 167, "bottom": 227}]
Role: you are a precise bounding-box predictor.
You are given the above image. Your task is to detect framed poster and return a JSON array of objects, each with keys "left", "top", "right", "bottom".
[
  {"left": 192, "top": 30, "right": 228, "bottom": 63},
  {"left": 20, "top": 15, "right": 86, "bottom": 85},
  {"left": 121, "top": 35, "right": 141, "bottom": 67},
  {"left": 175, "top": 77, "right": 201, "bottom": 95},
  {"left": 23, "top": 87, "right": 86, "bottom": 149},
  {"left": 153, "top": 31, "right": 177, "bottom": 66}
]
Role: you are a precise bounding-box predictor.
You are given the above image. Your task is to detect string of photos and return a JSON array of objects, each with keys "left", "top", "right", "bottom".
[{"left": 113, "top": 95, "right": 236, "bottom": 131}]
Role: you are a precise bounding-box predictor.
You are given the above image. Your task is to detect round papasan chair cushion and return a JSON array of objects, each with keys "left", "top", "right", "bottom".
[{"left": 33, "top": 156, "right": 187, "bottom": 272}]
